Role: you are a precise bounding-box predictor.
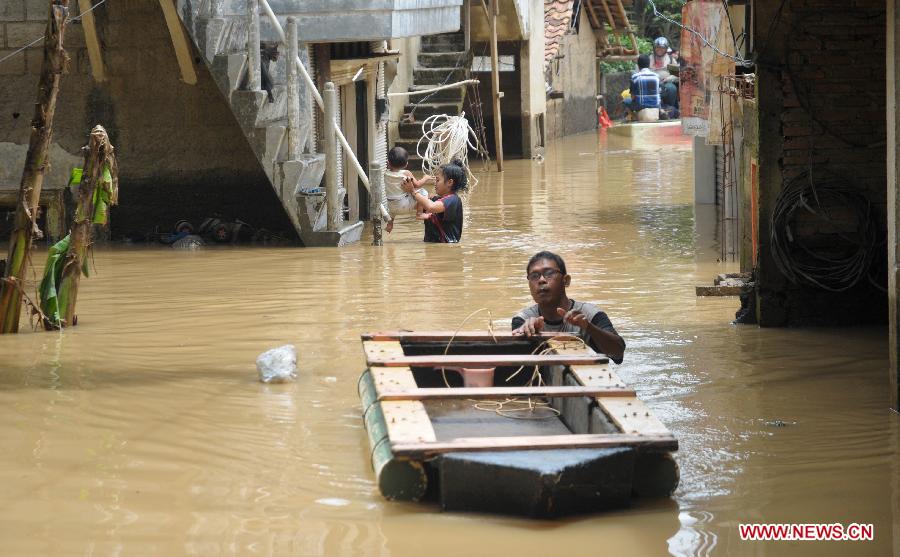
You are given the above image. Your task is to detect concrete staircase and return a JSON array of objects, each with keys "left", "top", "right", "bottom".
[
  {"left": 176, "top": 1, "right": 363, "bottom": 246},
  {"left": 396, "top": 32, "right": 469, "bottom": 171}
]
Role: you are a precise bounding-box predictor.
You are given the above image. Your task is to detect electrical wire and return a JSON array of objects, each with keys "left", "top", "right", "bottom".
[
  {"left": 0, "top": 0, "right": 110, "bottom": 66},
  {"left": 770, "top": 169, "right": 877, "bottom": 292},
  {"left": 646, "top": 0, "right": 752, "bottom": 67}
]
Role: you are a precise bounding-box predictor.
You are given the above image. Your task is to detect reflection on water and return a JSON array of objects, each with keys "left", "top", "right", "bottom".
[{"left": 0, "top": 131, "right": 897, "bottom": 556}]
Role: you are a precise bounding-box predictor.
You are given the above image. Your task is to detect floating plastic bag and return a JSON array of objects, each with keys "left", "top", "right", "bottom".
[{"left": 256, "top": 345, "right": 297, "bottom": 383}]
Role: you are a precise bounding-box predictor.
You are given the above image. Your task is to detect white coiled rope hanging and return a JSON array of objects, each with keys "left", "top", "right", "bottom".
[{"left": 416, "top": 112, "right": 482, "bottom": 188}]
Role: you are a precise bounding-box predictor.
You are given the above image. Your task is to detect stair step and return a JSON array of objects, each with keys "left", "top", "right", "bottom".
[
  {"left": 402, "top": 102, "right": 462, "bottom": 120},
  {"left": 398, "top": 121, "right": 426, "bottom": 139},
  {"left": 421, "top": 33, "right": 465, "bottom": 52},
  {"left": 417, "top": 51, "right": 468, "bottom": 68},
  {"left": 413, "top": 67, "right": 467, "bottom": 85},
  {"left": 394, "top": 139, "right": 421, "bottom": 155},
  {"left": 407, "top": 85, "right": 465, "bottom": 103}
]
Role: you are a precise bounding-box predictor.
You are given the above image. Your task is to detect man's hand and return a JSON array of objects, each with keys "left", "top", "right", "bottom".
[
  {"left": 557, "top": 307, "right": 589, "bottom": 330},
  {"left": 513, "top": 316, "right": 544, "bottom": 336}
]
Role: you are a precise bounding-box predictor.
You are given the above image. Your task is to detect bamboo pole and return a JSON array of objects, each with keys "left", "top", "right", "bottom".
[
  {"left": 488, "top": 0, "right": 503, "bottom": 171},
  {"left": 53, "top": 125, "right": 118, "bottom": 329},
  {"left": 0, "top": 0, "right": 70, "bottom": 334},
  {"left": 370, "top": 162, "right": 384, "bottom": 246}
]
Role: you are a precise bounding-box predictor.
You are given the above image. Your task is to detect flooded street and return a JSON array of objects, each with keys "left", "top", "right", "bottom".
[{"left": 1, "top": 131, "right": 897, "bottom": 556}]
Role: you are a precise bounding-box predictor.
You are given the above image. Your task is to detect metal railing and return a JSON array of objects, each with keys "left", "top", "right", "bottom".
[{"left": 248, "top": 0, "right": 390, "bottom": 224}]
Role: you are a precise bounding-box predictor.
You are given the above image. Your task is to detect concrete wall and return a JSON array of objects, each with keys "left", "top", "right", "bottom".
[
  {"left": 888, "top": 0, "right": 900, "bottom": 410},
  {"left": 750, "top": 0, "right": 886, "bottom": 326},
  {"left": 545, "top": 8, "right": 597, "bottom": 140},
  {"left": 387, "top": 35, "right": 421, "bottom": 145},
  {"left": 0, "top": 0, "right": 295, "bottom": 240},
  {"left": 520, "top": 0, "right": 546, "bottom": 156}
]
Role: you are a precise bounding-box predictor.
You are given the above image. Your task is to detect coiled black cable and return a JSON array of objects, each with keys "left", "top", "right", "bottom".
[{"left": 770, "top": 170, "right": 877, "bottom": 292}]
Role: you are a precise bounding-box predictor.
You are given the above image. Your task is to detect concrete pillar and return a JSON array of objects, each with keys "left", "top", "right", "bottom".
[
  {"left": 324, "top": 82, "right": 342, "bottom": 231},
  {"left": 693, "top": 135, "right": 716, "bottom": 204},
  {"left": 887, "top": 0, "right": 900, "bottom": 411},
  {"left": 286, "top": 18, "right": 301, "bottom": 160},
  {"left": 247, "top": 0, "right": 261, "bottom": 91}
]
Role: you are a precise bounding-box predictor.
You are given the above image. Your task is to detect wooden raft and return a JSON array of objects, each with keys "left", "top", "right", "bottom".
[{"left": 362, "top": 332, "right": 678, "bottom": 459}]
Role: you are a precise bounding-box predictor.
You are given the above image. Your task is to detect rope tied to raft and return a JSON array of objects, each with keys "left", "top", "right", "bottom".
[{"left": 440, "top": 309, "right": 589, "bottom": 420}]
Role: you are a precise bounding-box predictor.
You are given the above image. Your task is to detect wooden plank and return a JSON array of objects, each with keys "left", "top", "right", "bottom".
[
  {"left": 378, "top": 386, "right": 637, "bottom": 401},
  {"left": 361, "top": 330, "right": 576, "bottom": 342},
  {"left": 367, "top": 354, "right": 609, "bottom": 367},
  {"left": 77, "top": 0, "right": 105, "bottom": 82},
  {"left": 598, "top": 0, "right": 618, "bottom": 30},
  {"left": 158, "top": 0, "right": 198, "bottom": 85},
  {"left": 363, "top": 340, "right": 406, "bottom": 363},
  {"left": 369, "top": 367, "right": 418, "bottom": 396},
  {"left": 552, "top": 344, "right": 672, "bottom": 437},
  {"left": 381, "top": 401, "right": 437, "bottom": 444},
  {"left": 597, "top": 397, "right": 672, "bottom": 436},
  {"left": 584, "top": 0, "right": 602, "bottom": 29},
  {"left": 392, "top": 433, "right": 678, "bottom": 458}
]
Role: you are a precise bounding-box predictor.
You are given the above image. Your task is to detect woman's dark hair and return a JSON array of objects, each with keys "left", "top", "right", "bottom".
[
  {"left": 439, "top": 159, "right": 468, "bottom": 192},
  {"left": 526, "top": 251, "right": 567, "bottom": 275},
  {"left": 388, "top": 146, "right": 409, "bottom": 168}
]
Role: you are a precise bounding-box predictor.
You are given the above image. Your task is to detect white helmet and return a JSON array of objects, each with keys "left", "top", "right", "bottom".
[{"left": 654, "top": 37, "right": 670, "bottom": 49}]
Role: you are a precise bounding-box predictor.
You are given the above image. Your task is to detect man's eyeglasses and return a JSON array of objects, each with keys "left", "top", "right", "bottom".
[{"left": 527, "top": 269, "right": 561, "bottom": 282}]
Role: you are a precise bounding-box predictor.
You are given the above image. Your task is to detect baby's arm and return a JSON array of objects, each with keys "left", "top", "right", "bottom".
[{"left": 404, "top": 170, "right": 434, "bottom": 188}]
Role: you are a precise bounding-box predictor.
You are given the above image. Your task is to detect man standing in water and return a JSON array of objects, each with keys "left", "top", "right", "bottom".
[{"left": 511, "top": 251, "right": 626, "bottom": 364}]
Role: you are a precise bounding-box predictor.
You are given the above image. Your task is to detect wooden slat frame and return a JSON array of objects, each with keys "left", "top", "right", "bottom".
[
  {"left": 360, "top": 336, "right": 676, "bottom": 456},
  {"left": 366, "top": 353, "right": 609, "bottom": 368},
  {"left": 555, "top": 345, "right": 673, "bottom": 437},
  {"left": 377, "top": 385, "right": 636, "bottom": 401},
  {"left": 362, "top": 331, "right": 575, "bottom": 342},
  {"left": 392, "top": 433, "right": 678, "bottom": 458}
]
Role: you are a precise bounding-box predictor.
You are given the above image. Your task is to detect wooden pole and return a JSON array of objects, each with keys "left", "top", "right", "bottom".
[
  {"left": 286, "top": 17, "right": 301, "bottom": 159},
  {"left": 489, "top": 0, "right": 503, "bottom": 171},
  {"left": 247, "top": 0, "right": 261, "bottom": 91},
  {"left": 370, "top": 161, "right": 384, "bottom": 246},
  {"left": 77, "top": 0, "right": 104, "bottom": 82},
  {"left": 53, "top": 125, "right": 118, "bottom": 329},
  {"left": 0, "top": 0, "right": 70, "bottom": 334},
  {"left": 324, "top": 81, "right": 342, "bottom": 231}
]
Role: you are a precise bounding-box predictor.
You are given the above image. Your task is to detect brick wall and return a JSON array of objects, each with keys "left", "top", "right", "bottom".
[
  {"left": 0, "top": 0, "right": 296, "bottom": 240},
  {"left": 753, "top": 0, "right": 887, "bottom": 325}
]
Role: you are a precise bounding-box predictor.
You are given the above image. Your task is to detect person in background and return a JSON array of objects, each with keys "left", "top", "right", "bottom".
[
  {"left": 512, "top": 251, "right": 625, "bottom": 364},
  {"left": 650, "top": 37, "right": 679, "bottom": 111},
  {"left": 401, "top": 160, "right": 466, "bottom": 243},
  {"left": 623, "top": 54, "right": 661, "bottom": 115}
]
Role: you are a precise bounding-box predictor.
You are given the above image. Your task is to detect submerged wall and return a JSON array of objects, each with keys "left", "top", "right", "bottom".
[
  {"left": 0, "top": 0, "right": 296, "bottom": 240},
  {"left": 750, "top": 0, "right": 886, "bottom": 326}
]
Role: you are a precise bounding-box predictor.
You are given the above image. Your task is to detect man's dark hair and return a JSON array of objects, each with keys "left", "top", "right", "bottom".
[
  {"left": 637, "top": 54, "right": 650, "bottom": 70},
  {"left": 388, "top": 146, "right": 408, "bottom": 168},
  {"left": 527, "top": 251, "right": 567, "bottom": 276},
  {"left": 440, "top": 159, "right": 468, "bottom": 192}
]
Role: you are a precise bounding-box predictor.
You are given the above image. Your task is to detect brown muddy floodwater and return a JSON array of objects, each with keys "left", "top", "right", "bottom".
[{"left": 1, "top": 131, "right": 898, "bottom": 556}]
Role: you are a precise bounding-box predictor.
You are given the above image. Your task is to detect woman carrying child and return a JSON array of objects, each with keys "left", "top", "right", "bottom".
[
  {"left": 384, "top": 146, "right": 432, "bottom": 233},
  {"left": 401, "top": 159, "right": 467, "bottom": 243}
]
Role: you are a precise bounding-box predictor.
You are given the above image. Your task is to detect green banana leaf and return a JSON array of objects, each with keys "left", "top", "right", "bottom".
[{"left": 38, "top": 234, "right": 71, "bottom": 327}]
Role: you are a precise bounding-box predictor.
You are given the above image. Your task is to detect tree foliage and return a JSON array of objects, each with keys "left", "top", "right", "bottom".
[{"left": 630, "top": 0, "right": 684, "bottom": 49}]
